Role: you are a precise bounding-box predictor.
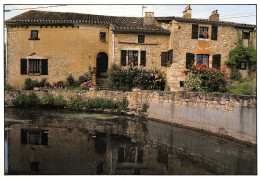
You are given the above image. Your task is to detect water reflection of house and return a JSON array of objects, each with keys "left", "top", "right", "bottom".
[
  {"left": 5, "top": 112, "right": 256, "bottom": 175},
  {"left": 7, "top": 121, "right": 208, "bottom": 175}
]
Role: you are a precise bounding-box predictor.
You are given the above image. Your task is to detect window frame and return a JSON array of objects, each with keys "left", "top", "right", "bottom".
[
  {"left": 128, "top": 50, "right": 138, "bottom": 66},
  {"left": 100, "top": 32, "right": 106, "bottom": 42},
  {"left": 29, "top": 30, "right": 40, "bottom": 40},
  {"left": 196, "top": 54, "right": 209, "bottom": 66},
  {"left": 21, "top": 58, "right": 48, "bottom": 76},
  {"left": 138, "top": 35, "right": 145, "bottom": 43},
  {"left": 239, "top": 61, "right": 247, "bottom": 70},
  {"left": 199, "top": 27, "right": 209, "bottom": 39}
]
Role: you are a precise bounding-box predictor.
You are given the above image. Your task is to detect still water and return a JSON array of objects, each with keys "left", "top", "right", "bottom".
[{"left": 4, "top": 108, "right": 257, "bottom": 175}]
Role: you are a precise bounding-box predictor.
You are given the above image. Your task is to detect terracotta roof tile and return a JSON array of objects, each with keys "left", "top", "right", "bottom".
[{"left": 5, "top": 10, "right": 170, "bottom": 34}]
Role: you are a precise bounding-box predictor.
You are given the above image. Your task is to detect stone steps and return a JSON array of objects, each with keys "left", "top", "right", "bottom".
[{"left": 96, "top": 77, "right": 109, "bottom": 90}]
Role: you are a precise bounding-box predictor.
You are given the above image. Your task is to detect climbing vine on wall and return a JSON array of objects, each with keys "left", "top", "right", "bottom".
[{"left": 226, "top": 42, "right": 256, "bottom": 81}]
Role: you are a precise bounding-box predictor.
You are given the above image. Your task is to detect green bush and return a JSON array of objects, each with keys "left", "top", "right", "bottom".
[
  {"left": 12, "top": 94, "right": 27, "bottom": 106},
  {"left": 69, "top": 98, "right": 85, "bottom": 110},
  {"left": 53, "top": 95, "right": 67, "bottom": 108},
  {"left": 4, "top": 84, "right": 15, "bottom": 90},
  {"left": 183, "top": 72, "right": 202, "bottom": 92},
  {"left": 24, "top": 78, "right": 40, "bottom": 90},
  {"left": 66, "top": 74, "right": 75, "bottom": 87},
  {"left": 26, "top": 92, "right": 40, "bottom": 106},
  {"left": 41, "top": 94, "right": 55, "bottom": 107},
  {"left": 12, "top": 92, "right": 40, "bottom": 107},
  {"left": 227, "top": 79, "right": 256, "bottom": 95}
]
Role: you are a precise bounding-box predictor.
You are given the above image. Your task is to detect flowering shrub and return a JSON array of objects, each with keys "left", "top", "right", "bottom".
[
  {"left": 107, "top": 65, "right": 165, "bottom": 91},
  {"left": 53, "top": 81, "right": 66, "bottom": 89},
  {"left": 184, "top": 72, "right": 202, "bottom": 92},
  {"left": 182, "top": 64, "right": 229, "bottom": 92},
  {"left": 80, "top": 80, "right": 93, "bottom": 90}
]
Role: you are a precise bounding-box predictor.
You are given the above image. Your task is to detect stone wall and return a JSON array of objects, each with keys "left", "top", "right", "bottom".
[{"left": 4, "top": 89, "right": 256, "bottom": 144}]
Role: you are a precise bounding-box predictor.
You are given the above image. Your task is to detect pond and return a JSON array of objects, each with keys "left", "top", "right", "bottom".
[{"left": 4, "top": 108, "right": 257, "bottom": 175}]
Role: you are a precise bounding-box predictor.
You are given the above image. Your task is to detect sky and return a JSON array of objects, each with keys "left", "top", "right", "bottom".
[{"left": 3, "top": 4, "right": 257, "bottom": 25}]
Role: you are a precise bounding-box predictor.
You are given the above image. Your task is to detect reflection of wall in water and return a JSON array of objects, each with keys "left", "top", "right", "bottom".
[{"left": 8, "top": 124, "right": 108, "bottom": 175}]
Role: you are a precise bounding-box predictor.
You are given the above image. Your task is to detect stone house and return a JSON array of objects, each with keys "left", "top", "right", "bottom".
[{"left": 5, "top": 5, "right": 256, "bottom": 90}]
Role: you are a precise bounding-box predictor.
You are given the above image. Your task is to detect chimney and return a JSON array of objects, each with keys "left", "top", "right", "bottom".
[
  {"left": 144, "top": 12, "right": 157, "bottom": 26},
  {"left": 182, "top": 5, "right": 192, "bottom": 19},
  {"left": 209, "top": 10, "right": 219, "bottom": 21}
]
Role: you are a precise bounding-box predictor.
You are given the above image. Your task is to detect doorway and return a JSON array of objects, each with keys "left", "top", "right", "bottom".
[{"left": 96, "top": 52, "right": 108, "bottom": 77}]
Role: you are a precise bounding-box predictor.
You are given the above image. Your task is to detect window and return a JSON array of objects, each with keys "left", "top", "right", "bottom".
[
  {"left": 197, "top": 54, "right": 209, "bottom": 66},
  {"left": 29, "top": 30, "right": 39, "bottom": 40},
  {"left": 118, "top": 146, "right": 143, "bottom": 163},
  {"left": 239, "top": 61, "right": 247, "bottom": 70},
  {"left": 199, "top": 27, "right": 208, "bottom": 39},
  {"left": 100, "top": 32, "right": 106, "bottom": 42},
  {"left": 29, "top": 59, "right": 40, "bottom": 74},
  {"left": 21, "top": 129, "right": 48, "bottom": 145},
  {"left": 128, "top": 51, "right": 138, "bottom": 66},
  {"left": 161, "top": 49, "right": 173, "bottom": 67},
  {"left": 138, "top": 35, "right": 145, "bottom": 43},
  {"left": 21, "top": 59, "right": 48, "bottom": 75},
  {"left": 242, "top": 32, "right": 250, "bottom": 39}
]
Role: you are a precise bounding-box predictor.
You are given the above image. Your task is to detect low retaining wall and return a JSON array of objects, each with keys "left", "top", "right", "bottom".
[{"left": 4, "top": 89, "right": 257, "bottom": 144}]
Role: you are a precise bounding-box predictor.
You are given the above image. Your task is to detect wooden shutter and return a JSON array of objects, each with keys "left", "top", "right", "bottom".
[
  {"left": 137, "top": 148, "right": 143, "bottom": 163},
  {"left": 140, "top": 51, "right": 146, "bottom": 66},
  {"left": 211, "top": 26, "right": 218, "bottom": 40},
  {"left": 121, "top": 50, "right": 127, "bottom": 66},
  {"left": 192, "top": 24, "right": 199, "bottom": 39},
  {"left": 41, "top": 130, "right": 48, "bottom": 145},
  {"left": 21, "top": 129, "right": 28, "bottom": 144},
  {"left": 168, "top": 49, "right": 173, "bottom": 64},
  {"left": 118, "top": 147, "right": 124, "bottom": 163},
  {"left": 212, "top": 54, "right": 221, "bottom": 69},
  {"left": 20, "top": 59, "right": 27, "bottom": 75},
  {"left": 161, "top": 52, "right": 168, "bottom": 67},
  {"left": 41, "top": 59, "right": 48, "bottom": 75},
  {"left": 186, "top": 53, "right": 195, "bottom": 69}
]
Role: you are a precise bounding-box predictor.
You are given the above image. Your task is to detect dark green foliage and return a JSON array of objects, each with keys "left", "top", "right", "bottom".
[
  {"left": 227, "top": 79, "right": 256, "bottom": 95},
  {"left": 26, "top": 92, "right": 40, "bottom": 106},
  {"left": 69, "top": 98, "right": 85, "bottom": 110},
  {"left": 4, "top": 84, "right": 15, "bottom": 90},
  {"left": 41, "top": 94, "right": 55, "bottom": 107},
  {"left": 226, "top": 43, "right": 256, "bottom": 80},
  {"left": 12, "top": 92, "right": 40, "bottom": 107},
  {"left": 53, "top": 95, "right": 67, "bottom": 108},
  {"left": 66, "top": 74, "right": 75, "bottom": 86},
  {"left": 12, "top": 94, "right": 27, "bottom": 106},
  {"left": 24, "top": 78, "right": 40, "bottom": 90}
]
